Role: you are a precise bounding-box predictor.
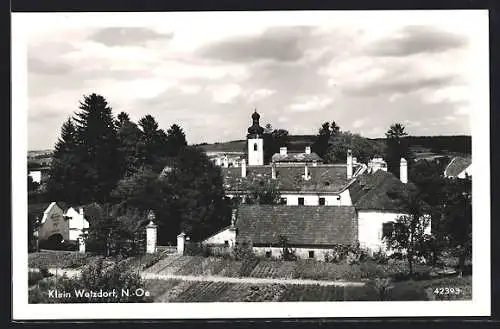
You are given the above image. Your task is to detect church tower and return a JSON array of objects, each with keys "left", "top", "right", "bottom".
[{"left": 247, "top": 109, "right": 264, "bottom": 166}]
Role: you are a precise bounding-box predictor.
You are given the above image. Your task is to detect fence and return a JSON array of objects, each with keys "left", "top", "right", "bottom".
[{"left": 184, "top": 242, "right": 232, "bottom": 257}]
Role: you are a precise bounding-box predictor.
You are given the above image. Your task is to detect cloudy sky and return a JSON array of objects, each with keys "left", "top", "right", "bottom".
[{"left": 22, "top": 11, "right": 487, "bottom": 150}]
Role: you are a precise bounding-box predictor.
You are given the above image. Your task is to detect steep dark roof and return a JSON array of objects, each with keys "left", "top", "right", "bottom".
[
  {"left": 235, "top": 205, "right": 358, "bottom": 246},
  {"left": 222, "top": 164, "right": 356, "bottom": 193},
  {"left": 444, "top": 156, "right": 472, "bottom": 177},
  {"left": 349, "top": 170, "right": 419, "bottom": 212},
  {"left": 271, "top": 152, "right": 323, "bottom": 163}
]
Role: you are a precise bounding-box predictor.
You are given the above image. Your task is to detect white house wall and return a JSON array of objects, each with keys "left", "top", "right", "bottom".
[
  {"left": 38, "top": 203, "right": 69, "bottom": 241},
  {"left": 202, "top": 227, "right": 236, "bottom": 247},
  {"left": 457, "top": 164, "right": 472, "bottom": 179},
  {"left": 280, "top": 189, "right": 352, "bottom": 206},
  {"left": 28, "top": 171, "right": 42, "bottom": 184},
  {"left": 357, "top": 211, "right": 432, "bottom": 254},
  {"left": 252, "top": 246, "right": 336, "bottom": 261},
  {"left": 65, "top": 207, "right": 89, "bottom": 241}
]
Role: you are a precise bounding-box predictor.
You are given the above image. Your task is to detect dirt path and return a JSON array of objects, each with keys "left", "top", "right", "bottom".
[
  {"left": 41, "top": 268, "right": 366, "bottom": 287},
  {"left": 142, "top": 272, "right": 366, "bottom": 287}
]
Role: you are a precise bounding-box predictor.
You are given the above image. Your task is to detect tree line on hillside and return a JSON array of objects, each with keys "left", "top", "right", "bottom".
[{"left": 32, "top": 93, "right": 231, "bottom": 250}]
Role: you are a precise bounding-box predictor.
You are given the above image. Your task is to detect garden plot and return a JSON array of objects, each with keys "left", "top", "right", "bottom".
[
  {"left": 279, "top": 284, "right": 345, "bottom": 302},
  {"left": 153, "top": 280, "right": 195, "bottom": 302}
]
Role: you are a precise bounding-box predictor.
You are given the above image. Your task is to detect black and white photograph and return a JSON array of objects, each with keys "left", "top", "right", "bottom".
[{"left": 12, "top": 10, "right": 490, "bottom": 319}]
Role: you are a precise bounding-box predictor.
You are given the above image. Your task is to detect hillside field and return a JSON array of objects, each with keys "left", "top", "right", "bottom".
[{"left": 196, "top": 135, "right": 471, "bottom": 158}]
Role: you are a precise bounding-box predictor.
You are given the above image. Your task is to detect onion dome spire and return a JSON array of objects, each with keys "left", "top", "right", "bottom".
[{"left": 247, "top": 109, "right": 264, "bottom": 138}]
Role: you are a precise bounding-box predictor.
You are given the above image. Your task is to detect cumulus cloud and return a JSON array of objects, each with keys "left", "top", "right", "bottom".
[
  {"left": 88, "top": 27, "right": 174, "bottom": 47},
  {"left": 288, "top": 95, "right": 334, "bottom": 112},
  {"left": 365, "top": 25, "right": 469, "bottom": 57},
  {"left": 24, "top": 12, "right": 481, "bottom": 150},
  {"left": 196, "top": 26, "right": 315, "bottom": 63}
]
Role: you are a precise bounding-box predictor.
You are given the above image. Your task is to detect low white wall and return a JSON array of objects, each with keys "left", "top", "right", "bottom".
[
  {"left": 252, "top": 246, "right": 336, "bottom": 261},
  {"left": 203, "top": 227, "right": 236, "bottom": 247}
]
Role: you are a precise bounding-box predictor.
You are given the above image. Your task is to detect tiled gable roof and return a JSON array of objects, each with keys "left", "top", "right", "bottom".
[
  {"left": 221, "top": 164, "right": 355, "bottom": 193},
  {"left": 235, "top": 205, "right": 358, "bottom": 246},
  {"left": 271, "top": 152, "right": 323, "bottom": 163},
  {"left": 444, "top": 156, "right": 472, "bottom": 177},
  {"left": 349, "top": 170, "right": 419, "bottom": 212}
]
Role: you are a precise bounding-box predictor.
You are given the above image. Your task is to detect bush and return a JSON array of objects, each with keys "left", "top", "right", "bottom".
[
  {"left": 28, "top": 271, "right": 44, "bottom": 286},
  {"left": 232, "top": 242, "right": 259, "bottom": 276},
  {"left": 39, "top": 266, "right": 52, "bottom": 278},
  {"left": 323, "top": 244, "right": 369, "bottom": 264},
  {"left": 29, "top": 260, "right": 153, "bottom": 303},
  {"left": 371, "top": 248, "right": 389, "bottom": 264},
  {"left": 278, "top": 236, "right": 298, "bottom": 261},
  {"left": 184, "top": 242, "right": 212, "bottom": 257},
  {"left": 232, "top": 242, "right": 256, "bottom": 261}
]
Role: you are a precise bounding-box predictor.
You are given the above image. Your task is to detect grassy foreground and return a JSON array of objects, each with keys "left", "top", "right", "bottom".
[{"left": 144, "top": 275, "right": 471, "bottom": 302}]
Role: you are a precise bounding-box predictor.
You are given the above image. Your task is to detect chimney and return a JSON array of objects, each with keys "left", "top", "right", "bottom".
[
  {"left": 271, "top": 163, "right": 276, "bottom": 179},
  {"left": 305, "top": 146, "right": 311, "bottom": 154},
  {"left": 347, "top": 149, "right": 353, "bottom": 179},
  {"left": 79, "top": 207, "right": 84, "bottom": 216},
  {"left": 400, "top": 158, "right": 408, "bottom": 184},
  {"left": 241, "top": 159, "right": 246, "bottom": 178},
  {"left": 303, "top": 163, "right": 310, "bottom": 180},
  {"left": 280, "top": 147, "right": 287, "bottom": 156}
]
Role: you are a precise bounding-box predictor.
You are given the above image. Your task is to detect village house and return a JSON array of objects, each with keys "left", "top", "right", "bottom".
[
  {"left": 444, "top": 156, "right": 472, "bottom": 179},
  {"left": 33, "top": 202, "right": 89, "bottom": 246},
  {"left": 195, "top": 110, "right": 430, "bottom": 257}
]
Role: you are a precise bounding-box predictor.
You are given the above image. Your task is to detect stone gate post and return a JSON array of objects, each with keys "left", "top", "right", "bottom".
[
  {"left": 146, "top": 211, "right": 157, "bottom": 254},
  {"left": 177, "top": 232, "right": 186, "bottom": 255}
]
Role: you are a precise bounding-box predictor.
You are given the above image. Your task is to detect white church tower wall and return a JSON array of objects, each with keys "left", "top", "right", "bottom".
[{"left": 247, "top": 110, "right": 264, "bottom": 166}]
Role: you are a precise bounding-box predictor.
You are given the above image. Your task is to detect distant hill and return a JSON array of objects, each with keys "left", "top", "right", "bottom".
[
  {"left": 197, "top": 135, "right": 472, "bottom": 158},
  {"left": 28, "top": 149, "right": 53, "bottom": 159}
]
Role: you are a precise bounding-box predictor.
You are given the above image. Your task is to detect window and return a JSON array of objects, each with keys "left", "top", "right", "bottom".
[
  {"left": 280, "top": 197, "right": 287, "bottom": 205},
  {"left": 319, "top": 197, "right": 326, "bottom": 206},
  {"left": 298, "top": 197, "right": 305, "bottom": 205},
  {"left": 224, "top": 240, "right": 229, "bottom": 246},
  {"left": 265, "top": 250, "right": 272, "bottom": 258},
  {"left": 308, "top": 251, "right": 315, "bottom": 259},
  {"left": 382, "top": 222, "right": 394, "bottom": 238},
  {"left": 253, "top": 143, "right": 258, "bottom": 151}
]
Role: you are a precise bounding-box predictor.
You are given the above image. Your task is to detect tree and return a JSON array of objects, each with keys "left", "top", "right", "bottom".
[
  {"left": 243, "top": 178, "right": 281, "bottom": 205},
  {"left": 263, "top": 127, "right": 289, "bottom": 164},
  {"left": 111, "top": 166, "right": 162, "bottom": 211},
  {"left": 383, "top": 196, "right": 431, "bottom": 276},
  {"left": 325, "top": 131, "right": 383, "bottom": 164},
  {"left": 85, "top": 203, "right": 146, "bottom": 257},
  {"left": 115, "top": 113, "right": 144, "bottom": 177},
  {"left": 441, "top": 178, "right": 472, "bottom": 276},
  {"left": 138, "top": 114, "right": 169, "bottom": 170},
  {"left": 157, "top": 146, "right": 230, "bottom": 243},
  {"left": 46, "top": 118, "right": 84, "bottom": 203},
  {"left": 312, "top": 121, "right": 341, "bottom": 159},
  {"left": 165, "top": 124, "right": 188, "bottom": 157},
  {"left": 72, "top": 93, "right": 121, "bottom": 203},
  {"left": 385, "top": 123, "right": 411, "bottom": 177}
]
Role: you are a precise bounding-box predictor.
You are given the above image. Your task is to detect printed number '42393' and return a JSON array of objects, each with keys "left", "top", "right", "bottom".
[{"left": 433, "top": 287, "right": 462, "bottom": 295}]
